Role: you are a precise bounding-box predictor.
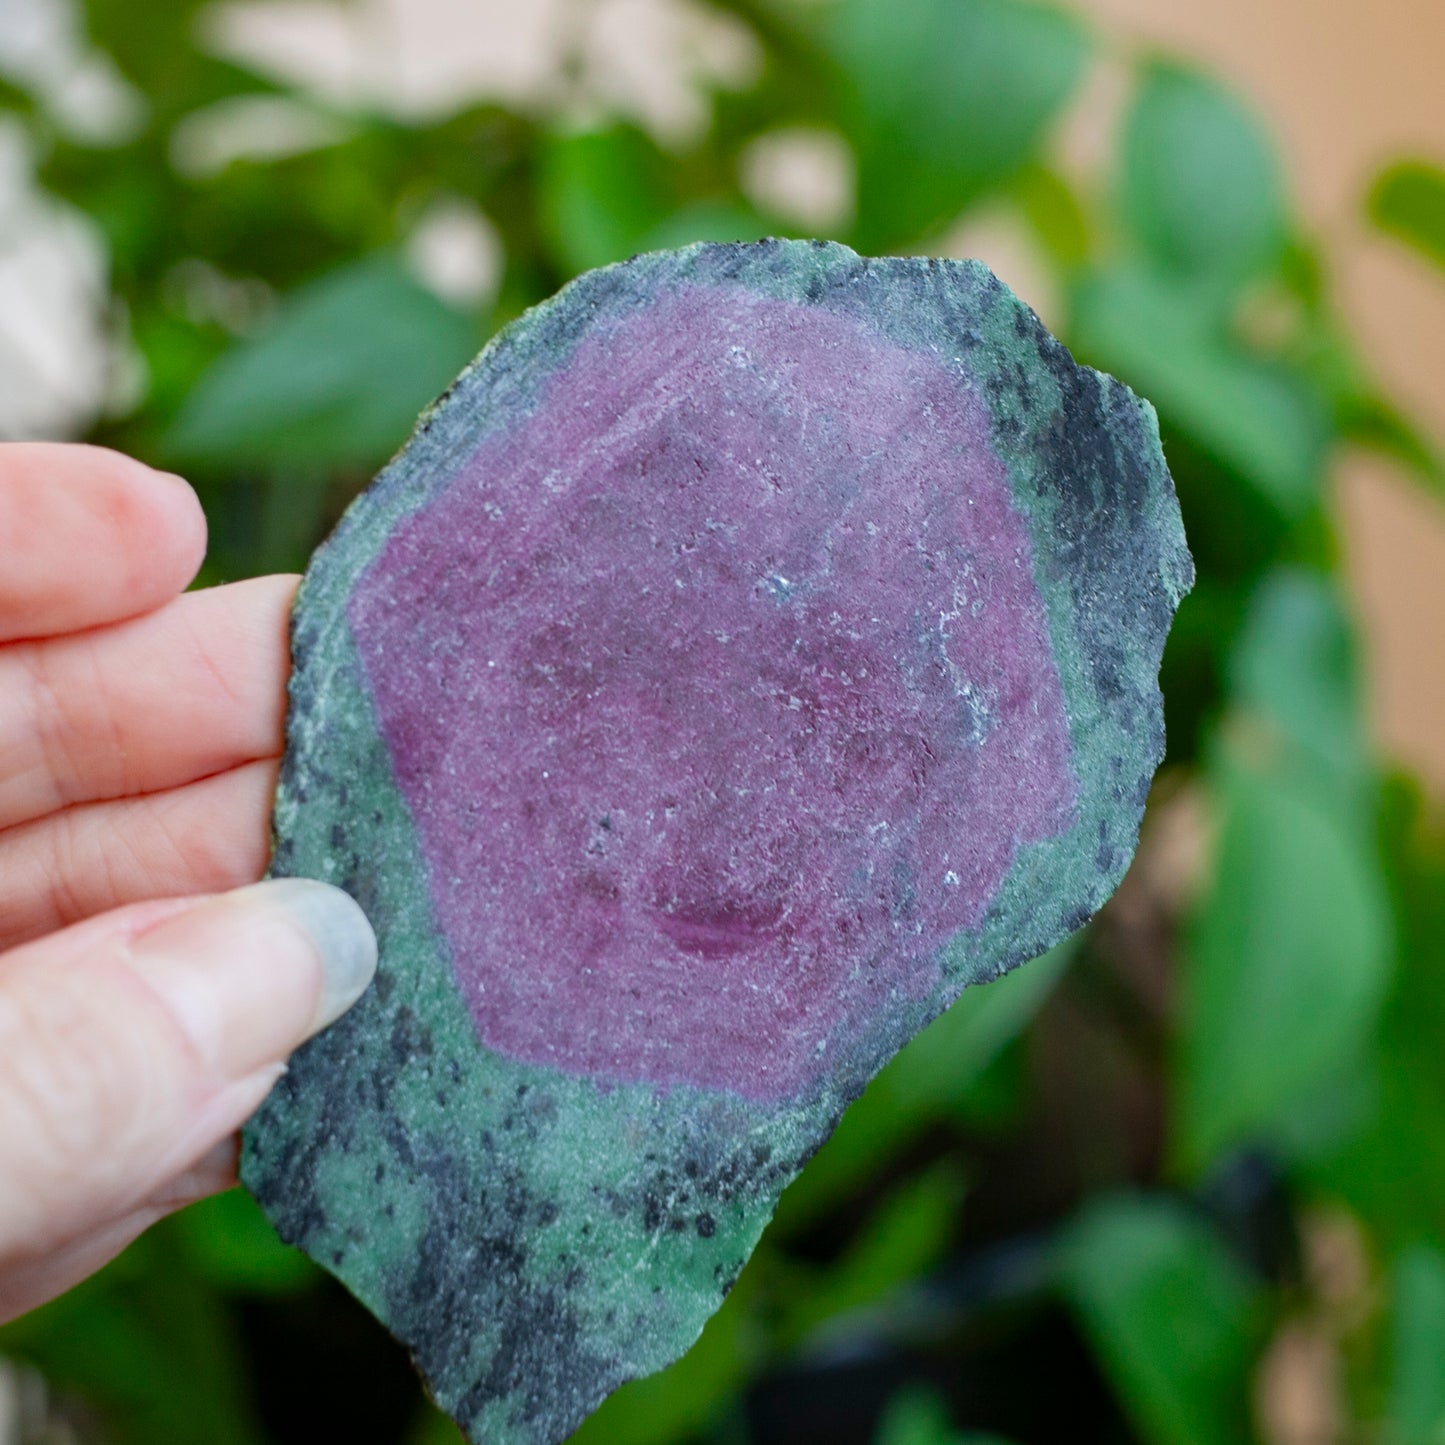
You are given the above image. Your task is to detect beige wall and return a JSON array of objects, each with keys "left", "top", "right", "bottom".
[{"left": 1076, "top": 0, "right": 1445, "bottom": 792}]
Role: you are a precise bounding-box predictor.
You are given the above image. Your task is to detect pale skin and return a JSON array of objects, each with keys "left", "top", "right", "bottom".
[{"left": 0, "top": 442, "right": 375, "bottom": 1323}]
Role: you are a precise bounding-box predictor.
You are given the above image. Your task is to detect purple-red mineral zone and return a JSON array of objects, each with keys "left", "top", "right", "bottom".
[{"left": 349, "top": 284, "right": 1078, "bottom": 1100}]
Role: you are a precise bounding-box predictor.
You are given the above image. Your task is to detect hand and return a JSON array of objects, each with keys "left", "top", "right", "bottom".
[{"left": 0, "top": 444, "right": 375, "bottom": 1322}]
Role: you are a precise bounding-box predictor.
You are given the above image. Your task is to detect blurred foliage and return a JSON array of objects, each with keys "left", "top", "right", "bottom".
[
  {"left": 2, "top": 0, "right": 1445, "bottom": 1441},
  {"left": 1370, "top": 160, "right": 1445, "bottom": 275},
  {"left": 1060, "top": 1195, "right": 1265, "bottom": 1445},
  {"left": 1388, "top": 1243, "right": 1445, "bottom": 1443}
]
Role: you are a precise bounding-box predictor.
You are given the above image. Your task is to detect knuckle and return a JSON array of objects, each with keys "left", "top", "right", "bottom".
[
  {"left": 29, "top": 636, "right": 132, "bottom": 805},
  {"left": 23, "top": 643, "right": 79, "bottom": 808},
  {"left": 153, "top": 778, "right": 269, "bottom": 893},
  {"left": 42, "top": 806, "right": 103, "bottom": 932}
]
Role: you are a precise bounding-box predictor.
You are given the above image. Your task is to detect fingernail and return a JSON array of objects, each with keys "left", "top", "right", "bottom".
[
  {"left": 133, "top": 879, "right": 377, "bottom": 1079},
  {"left": 241, "top": 878, "right": 378, "bottom": 1032}
]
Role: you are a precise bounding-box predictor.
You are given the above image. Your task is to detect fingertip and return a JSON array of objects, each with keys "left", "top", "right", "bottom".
[
  {"left": 145, "top": 464, "right": 209, "bottom": 590},
  {"left": 229, "top": 879, "right": 379, "bottom": 1034},
  {"left": 0, "top": 443, "right": 210, "bottom": 641},
  {"left": 131, "top": 877, "right": 377, "bottom": 1079},
  {"left": 96, "top": 449, "right": 208, "bottom": 599}
]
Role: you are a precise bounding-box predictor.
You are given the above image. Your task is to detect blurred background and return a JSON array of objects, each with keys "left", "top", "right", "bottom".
[{"left": 1, "top": 0, "right": 1444, "bottom": 1441}]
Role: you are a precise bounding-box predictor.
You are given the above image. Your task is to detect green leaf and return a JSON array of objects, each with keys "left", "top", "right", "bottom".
[
  {"left": 1369, "top": 160, "right": 1445, "bottom": 274},
  {"left": 830, "top": 0, "right": 1089, "bottom": 248},
  {"left": 1336, "top": 389, "right": 1445, "bottom": 501},
  {"left": 536, "top": 127, "right": 673, "bottom": 276},
  {"left": 876, "top": 1386, "right": 1015, "bottom": 1445},
  {"left": 1060, "top": 1194, "right": 1262, "bottom": 1445},
  {"left": 1010, "top": 163, "right": 1090, "bottom": 271},
  {"left": 1120, "top": 62, "right": 1284, "bottom": 283},
  {"left": 405, "top": 1405, "right": 468, "bottom": 1445},
  {"left": 1298, "top": 317, "right": 1445, "bottom": 500},
  {"left": 1228, "top": 567, "right": 1369, "bottom": 801},
  {"left": 1175, "top": 760, "right": 1392, "bottom": 1170},
  {"left": 1389, "top": 1244, "right": 1445, "bottom": 1444},
  {"left": 174, "top": 1187, "right": 317, "bottom": 1296},
  {"left": 1071, "top": 265, "right": 1329, "bottom": 515},
  {"left": 779, "top": 1162, "right": 966, "bottom": 1347},
  {"left": 165, "top": 255, "right": 482, "bottom": 473},
  {"left": 1304, "top": 779, "right": 1445, "bottom": 1255}
]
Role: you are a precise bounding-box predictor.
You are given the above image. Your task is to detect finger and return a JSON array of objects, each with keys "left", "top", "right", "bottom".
[
  {"left": 0, "top": 1196, "right": 176, "bottom": 1323},
  {"left": 0, "top": 1135, "right": 242, "bottom": 1323},
  {"left": 0, "top": 444, "right": 207, "bottom": 643},
  {"left": 150, "top": 1135, "right": 242, "bottom": 1210},
  {"left": 0, "top": 575, "right": 297, "bottom": 830},
  {"left": 0, "top": 879, "right": 376, "bottom": 1318},
  {"left": 0, "top": 758, "right": 278, "bottom": 952}
]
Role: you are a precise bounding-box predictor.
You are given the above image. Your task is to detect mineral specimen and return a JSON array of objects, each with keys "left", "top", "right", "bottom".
[{"left": 241, "top": 239, "right": 1193, "bottom": 1445}]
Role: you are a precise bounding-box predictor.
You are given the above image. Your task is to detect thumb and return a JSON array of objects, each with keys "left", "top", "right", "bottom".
[{"left": 0, "top": 878, "right": 375, "bottom": 1308}]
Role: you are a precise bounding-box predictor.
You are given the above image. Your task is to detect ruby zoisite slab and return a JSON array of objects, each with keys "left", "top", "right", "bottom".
[{"left": 241, "top": 240, "right": 1193, "bottom": 1445}]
